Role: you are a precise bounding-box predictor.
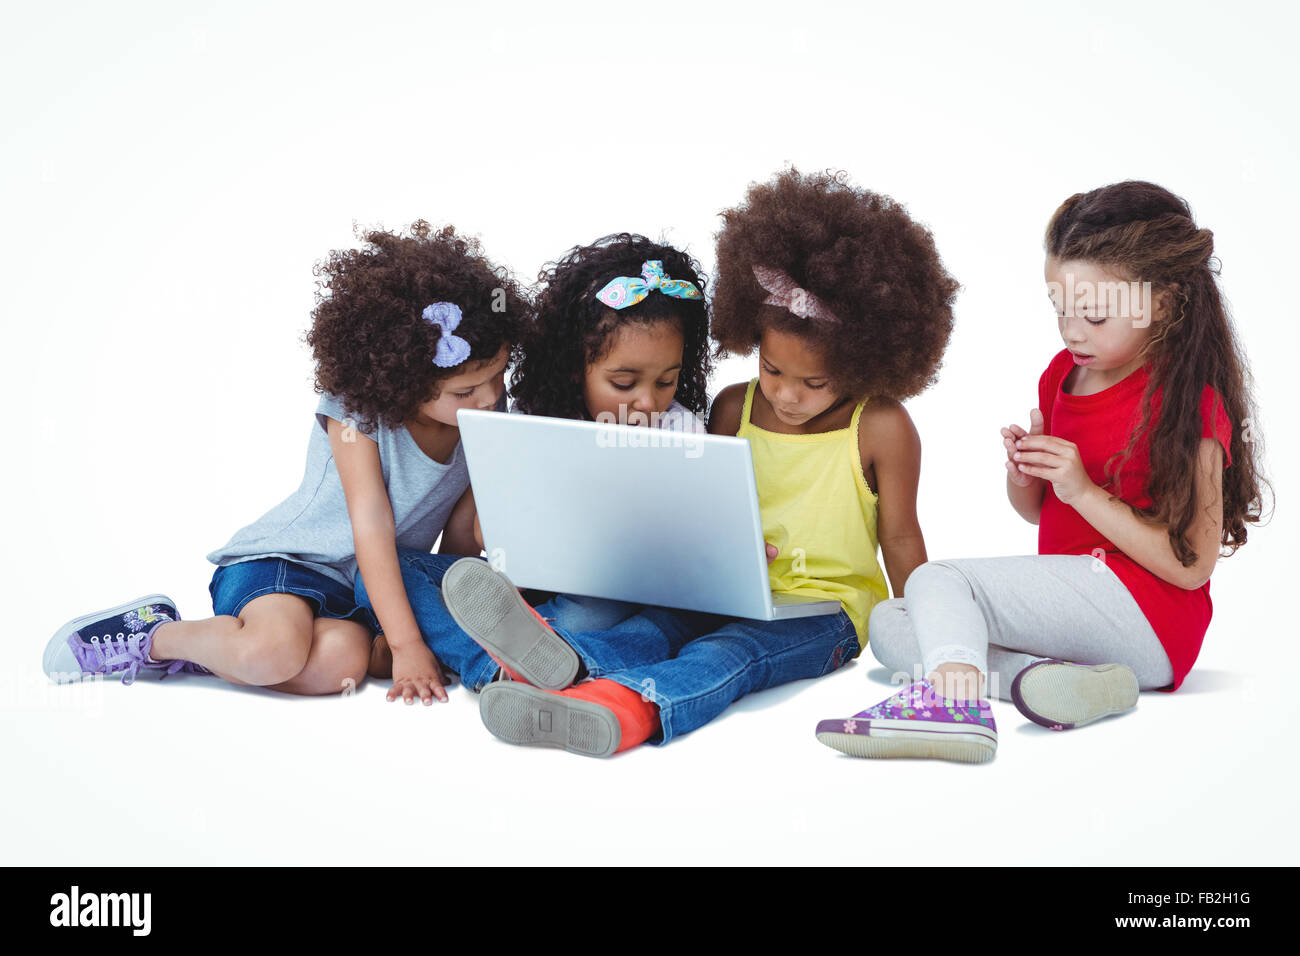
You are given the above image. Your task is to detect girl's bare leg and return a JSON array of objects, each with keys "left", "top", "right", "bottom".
[
  {"left": 367, "top": 634, "right": 393, "bottom": 679},
  {"left": 269, "top": 616, "right": 371, "bottom": 696},
  {"left": 149, "top": 594, "right": 315, "bottom": 687}
]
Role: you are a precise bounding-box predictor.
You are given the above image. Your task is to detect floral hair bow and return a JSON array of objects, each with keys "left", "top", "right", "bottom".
[
  {"left": 595, "top": 260, "right": 703, "bottom": 310},
  {"left": 751, "top": 265, "right": 841, "bottom": 324},
  {"left": 423, "top": 302, "right": 472, "bottom": 367}
]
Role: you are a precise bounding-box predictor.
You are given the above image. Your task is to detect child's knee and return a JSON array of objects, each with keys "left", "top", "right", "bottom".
[
  {"left": 905, "top": 560, "right": 970, "bottom": 602},
  {"left": 311, "top": 624, "right": 370, "bottom": 691},
  {"left": 867, "top": 599, "right": 918, "bottom": 673},
  {"left": 234, "top": 621, "right": 314, "bottom": 686}
]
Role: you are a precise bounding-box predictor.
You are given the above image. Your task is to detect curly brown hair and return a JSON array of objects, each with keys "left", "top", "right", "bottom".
[
  {"left": 712, "top": 167, "right": 959, "bottom": 402},
  {"left": 510, "top": 234, "right": 712, "bottom": 420},
  {"left": 304, "top": 221, "right": 529, "bottom": 432},
  {"left": 1046, "top": 180, "right": 1269, "bottom": 564}
]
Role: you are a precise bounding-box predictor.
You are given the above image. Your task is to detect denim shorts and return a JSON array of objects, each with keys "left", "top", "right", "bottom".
[{"left": 209, "top": 558, "right": 379, "bottom": 632}]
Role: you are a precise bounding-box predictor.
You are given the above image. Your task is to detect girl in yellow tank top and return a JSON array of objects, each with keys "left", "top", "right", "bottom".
[{"left": 736, "top": 378, "right": 888, "bottom": 650}]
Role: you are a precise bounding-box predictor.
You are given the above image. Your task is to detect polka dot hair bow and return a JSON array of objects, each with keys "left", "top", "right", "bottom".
[
  {"left": 423, "top": 302, "right": 472, "bottom": 367},
  {"left": 751, "top": 265, "right": 841, "bottom": 324},
  {"left": 595, "top": 260, "right": 703, "bottom": 310}
]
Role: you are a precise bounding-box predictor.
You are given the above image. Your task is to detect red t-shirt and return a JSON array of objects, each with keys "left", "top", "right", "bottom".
[{"left": 1036, "top": 349, "right": 1232, "bottom": 690}]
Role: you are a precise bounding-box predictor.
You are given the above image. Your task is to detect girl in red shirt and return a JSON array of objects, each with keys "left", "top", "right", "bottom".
[{"left": 816, "top": 180, "right": 1266, "bottom": 763}]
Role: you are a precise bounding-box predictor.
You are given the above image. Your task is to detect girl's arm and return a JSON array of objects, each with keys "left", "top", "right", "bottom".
[
  {"left": 862, "top": 401, "right": 927, "bottom": 598},
  {"left": 1014, "top": 434, "right": 1225, "bottom": 590},
  {"left": 1002, "top": 410, "right": 1047, "bottom": 524},
  {"left": 706, "top": 382, "right": 747, "bottom": 436},
  {"left": 440, "top": 486, "right": 483, "bottom": 555},
  {"left": 709, "top": 383, "right": 777, "bottom": 563},
  {"left": 327, "top": 417, "right": 447, "bottom": 704}
]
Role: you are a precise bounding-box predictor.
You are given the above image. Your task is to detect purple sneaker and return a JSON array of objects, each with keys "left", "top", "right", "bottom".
[
  {"left": 815, "top": 679, "right": 998, "bottom": 763},
  {"left": 43, "top": 595, "right": 207, "bottom": 684}
]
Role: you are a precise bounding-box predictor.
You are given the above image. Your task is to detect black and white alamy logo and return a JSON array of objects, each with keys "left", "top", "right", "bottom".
[{"left": 49, "top": 886, "right": 151, "bottom": 936}]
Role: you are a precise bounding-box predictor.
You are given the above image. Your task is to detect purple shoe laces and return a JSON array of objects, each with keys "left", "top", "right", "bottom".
[
  {"left": 69, "top": 628, "right": 159, "bottom": 685},
  {"left": 68, "top": 612, "right": 210, "bottom": 683}
]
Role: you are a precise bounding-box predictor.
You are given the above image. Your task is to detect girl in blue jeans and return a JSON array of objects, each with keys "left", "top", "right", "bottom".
[{"left": 372, "top": 170, "right": 959, "bottom": 754}]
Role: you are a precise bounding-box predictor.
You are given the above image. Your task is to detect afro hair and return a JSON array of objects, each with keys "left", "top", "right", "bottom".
[
  {"left": 305, "top": 221, "right": 529, "bottom": 432},
  {"left": 713, "top": 168, "right": 958, "bottom": 402}
]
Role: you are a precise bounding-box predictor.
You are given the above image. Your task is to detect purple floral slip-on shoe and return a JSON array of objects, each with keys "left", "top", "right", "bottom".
[
  {"left": 814, "top": 679, "right": 997, "bottom": 764},
  {"left": 1010, "top": 660, "right": 1138, "bottom": 731},
  {"left": 43, "top": 595, "right": 208, "bottom": 685}
]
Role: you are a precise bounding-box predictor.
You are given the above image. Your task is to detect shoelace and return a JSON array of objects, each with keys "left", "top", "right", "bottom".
[
  {"left": 83, "top": 632, "right": 153, "bottom": 685},
  {"left": 159, "top": 659, "right": 211, "bottom": 679}
]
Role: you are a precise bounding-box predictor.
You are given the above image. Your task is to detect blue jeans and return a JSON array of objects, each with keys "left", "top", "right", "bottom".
[
  {"left": 363, "top": 549, "right": 860, "bottom": 743},
  {"left": 553, "top": 607, "right": 861, "bottom": 745},
  {"left": 541, "top": 593, "right": 643, "bottom": 633},
  {"left": 353, "top": 549, "right": 645, "bottom": 691},
  {"left": 211, "top": 557, "right": 379, "bottom": 631}
]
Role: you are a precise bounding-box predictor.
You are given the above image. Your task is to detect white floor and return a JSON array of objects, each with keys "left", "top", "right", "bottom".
[
  {"left": 4, "top": 0, "right": 1297, "bottom": 866},
  {"left": 4, "top": 572, "right": 1292, "bottom": 866}
]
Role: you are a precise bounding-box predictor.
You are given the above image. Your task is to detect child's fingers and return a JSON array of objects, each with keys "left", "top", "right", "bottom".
[
  {"left": 1017, "top": 463, "right": 1052, "bottom": 479},
  {"left": 1015, "top": 435, "right": 1067, "bottom": 453},
  {"left": 1005, "top": 460, "right": 1032, "bottom": 485},
  {"left": 421, "top": 674, "right": 446, "bottom": 704},
  {"left": 1013, "top": 450, "right": 1060, "bottom": 467},
  {"left": 427, "top": 656, "right": 449, "bottom": 702}
]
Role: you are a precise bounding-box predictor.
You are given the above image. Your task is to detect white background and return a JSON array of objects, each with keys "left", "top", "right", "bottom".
[{"left": 2, "top": 0, "right": 1296, "bottom": 865}]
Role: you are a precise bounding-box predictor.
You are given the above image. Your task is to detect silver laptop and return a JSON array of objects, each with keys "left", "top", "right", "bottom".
[{"left": 455, "top": 409, "right": 841, "bottom": 621}]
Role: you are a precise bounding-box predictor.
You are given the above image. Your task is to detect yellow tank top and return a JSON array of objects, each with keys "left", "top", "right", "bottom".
[{"left": 737, "top": 379, "right": 889, "bottom": 649}]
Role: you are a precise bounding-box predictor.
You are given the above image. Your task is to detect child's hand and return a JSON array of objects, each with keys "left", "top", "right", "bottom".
[
  {"left": 1012, "top": 433, "right": 1095, "bottom": 505},
  {"left": 766, "top": 543, "right": 778, "bottom": 564},
  {"left": 387, "top": 643, "right": 449, "bottom": 706},
  {"left": 1002, "top": 409, "right": 1045, "bottom": 487}
]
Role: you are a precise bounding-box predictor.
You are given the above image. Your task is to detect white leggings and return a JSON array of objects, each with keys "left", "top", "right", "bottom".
[{"left": 868, "top": 555, "right": 1174, "bottom": 702}]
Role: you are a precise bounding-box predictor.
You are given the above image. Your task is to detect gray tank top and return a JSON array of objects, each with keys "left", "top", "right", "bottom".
[{"left": 207, "top": 391, "right": 500, "bottom": 587}]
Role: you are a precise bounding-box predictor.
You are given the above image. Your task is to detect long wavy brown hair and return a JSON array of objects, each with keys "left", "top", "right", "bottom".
[{"left": 1045, "top": 181, "right": 1268, "bottom": 565}]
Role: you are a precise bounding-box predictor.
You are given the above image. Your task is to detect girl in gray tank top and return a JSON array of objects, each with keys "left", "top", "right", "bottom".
[{"left": 45, "top": 222, "right": 529, "bottom": 704}]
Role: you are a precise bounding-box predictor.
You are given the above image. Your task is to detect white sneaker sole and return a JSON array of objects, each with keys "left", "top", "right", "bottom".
[
  {"left": 817, "top": 719, "right": 997, "bottom": 763},
  {"left": 442, "top": 560, "right": 578, "bottom": 690},
  {"left": 479, "top": 682, "right": 620, "bottom": 758},
  {"left": 1011, "top": 660, "right": 1138, "bottom": 730}
]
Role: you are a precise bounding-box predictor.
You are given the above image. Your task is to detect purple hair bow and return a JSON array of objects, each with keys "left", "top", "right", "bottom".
[{"left": 423, "top": 302, "right": 472, "bottom": 368}]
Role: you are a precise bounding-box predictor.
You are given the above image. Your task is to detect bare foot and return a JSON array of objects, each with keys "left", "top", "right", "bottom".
[{"left": 367, "top": 634, "right": 393, "bottom": 679}]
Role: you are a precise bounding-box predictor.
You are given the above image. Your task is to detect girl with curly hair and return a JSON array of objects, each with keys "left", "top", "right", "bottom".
[
  {"left": 44, "top": 222, "right": 528, "bottom": 704},
  {"left": 817, "top": 181, "right": 1267, "bottom": 763},
  {"left": 433, "top": 168, "right": 958, "bottom": 757},
  {"left": 360, "top": 234, "right": 715, "bottom": 694},
  {"left": 438, "top": 232, "right": 712, "bottom": 557}
]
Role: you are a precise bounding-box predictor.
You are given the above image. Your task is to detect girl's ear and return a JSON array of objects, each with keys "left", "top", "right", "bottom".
[{"left": 1153, "top": 283, "right": 1179, "bottom": 324}]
